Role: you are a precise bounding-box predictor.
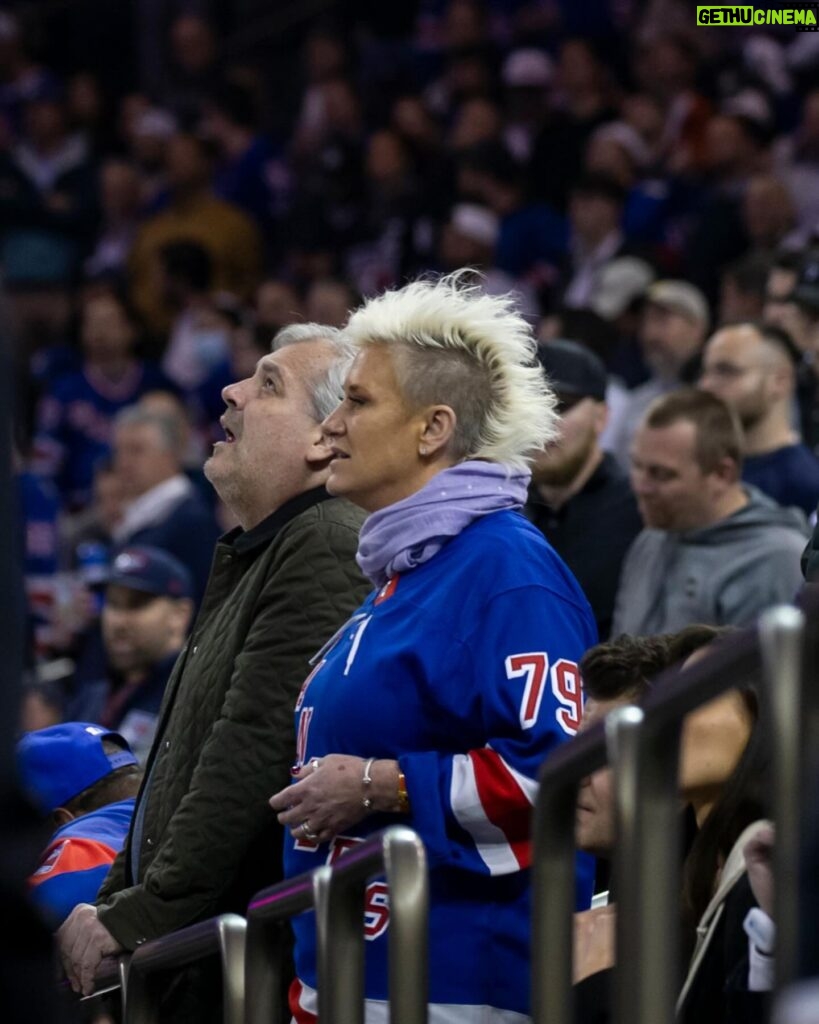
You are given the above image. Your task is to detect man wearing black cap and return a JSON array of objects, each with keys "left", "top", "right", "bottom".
[
  {"left": 526, "top": 340, "right": 642, "bottom": 639},
  {"left": 789, "top": 248, "right": 819, "bottom": 452},
  {"left": 67, "top": 545, "right": 195, "bottom": 764}
]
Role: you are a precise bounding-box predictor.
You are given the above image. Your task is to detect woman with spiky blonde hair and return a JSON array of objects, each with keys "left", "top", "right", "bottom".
[{"left": 270, "top": 273, "right": 596, "bottom": 1023}]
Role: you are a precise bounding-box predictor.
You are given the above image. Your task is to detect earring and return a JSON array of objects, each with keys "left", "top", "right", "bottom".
[{"left": 419, "top": 446, "right": 428, "bottom": 456}]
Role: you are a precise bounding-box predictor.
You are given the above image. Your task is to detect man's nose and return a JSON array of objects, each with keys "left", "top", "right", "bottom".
[
  {"left": 321, "top": 403, "right": 344, "bottom": 437},
  {"left": 222, "top": 377, "right": 247, "bottom": 408}
]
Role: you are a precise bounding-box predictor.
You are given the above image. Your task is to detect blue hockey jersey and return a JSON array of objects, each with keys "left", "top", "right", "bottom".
[
  {"left": 284, "top": 509, "right": 597, "bottom": 1022},
  {"left": 32, "top": 362, "right": 174, "bottom": 510},
  {"left": 28, "top": 798, "right": 135, "bottom": 927}
]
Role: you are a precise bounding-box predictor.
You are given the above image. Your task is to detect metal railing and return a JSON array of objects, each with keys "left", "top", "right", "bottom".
[
  {"left": 532, "top": 601, "right": 818, "bottom": 1024},
  {"left": 80, "top": 825, "right": 428, "bottom": 1024},
  {"left": 245, "top": 825, "right": 429, "bottom": 1024}
]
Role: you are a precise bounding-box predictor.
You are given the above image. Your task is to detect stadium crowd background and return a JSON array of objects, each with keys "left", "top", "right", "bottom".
[
  {"left": 9, "top": 0, "right": 819, "bottom": 714},
  {"left": 5, "top": 2, "right": 819, "bottom": 1020}
]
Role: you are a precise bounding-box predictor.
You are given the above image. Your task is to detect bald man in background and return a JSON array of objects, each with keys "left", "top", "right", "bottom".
[{"left": 699, "top": 321, "right": 819, "bottom": 515}]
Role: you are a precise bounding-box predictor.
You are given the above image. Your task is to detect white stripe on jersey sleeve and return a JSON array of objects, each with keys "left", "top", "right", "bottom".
[{"left": 449, "top": 753, "right": 520, "bottom": 876}]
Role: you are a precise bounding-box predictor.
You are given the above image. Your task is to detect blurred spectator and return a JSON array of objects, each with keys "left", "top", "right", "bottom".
[
  {"left": 605, "top": 280, "right": 709, "bottom": 467},
  {"left": 789, "top": 249, "right": 819, "bottom": 451},
  {"left": 67, "top": 547, "right": 194, "bottom": 762},
  {"left": 563, "top": 173, "right": 637, "bottom": 309},
  {"left": 60, "top": 459, "right": 124, "bottom": 570},
  {"left": 586, "top": 256, "right": 655, "bottom": 388},
  {"left": 684, "top": 112, "right": 772, "bottom": 302},
  {"left": 741, "top": 174, "right": 797, "bottom": 255},
  {"left": 528, "top": 37, "right": 618, "bottom": 211},
  {"left": 20, "top": 680, "right": 63, "bottom": 733},
  {"left": 700, "top": 322, "right": 819, "bottom": 515},
  {"left": 501, "top": 48, "right": 553, "bottom": 164},
  {"left": 763, "top": 249, "right": 807, "bottom": 349},
  {"left": 304, "top": 278, "right": 356, "bottom": 329},
  {"left": 17, "top": 723, "right": 141, "bottom": 926},
  {"left": 0, "top": 81, "right": 98, "bottom": 351},
  {"left": 0, "top": 12, "right": 58, "bottom": 140},
  {"left": 449, "top": 96, "right": 503, "bottom": 152},
  {"left": 84, "top": 158, "right": 143, "bottom": 282},
  {"left": 203, "top": 80, "right": 290, "bottom": 237},
  {"left": 255, "top": 279, "right": 305, "bottom": 338},
  {"left": 718, "top": 252, "right": 770, "bottom": 325},
  {"left": 111, "top": 407, "right": 221, "bottom": 602},
  {"left": 158, "top": 240, "right": 230, "bottom": 390},
  {"left": 526, "top": 341, "right": 641, "bottom": 639},
  {"left": 18, "top": 464, "right": 60, "bottom": 657},
  {"left": 123, "top": 103, "right": 176, "bottom": 210},
  {"left": 128, "top": 132, "right": 263, "bottom": 334},
  {"left": 458, "top": 140, "right": 567, "bottom": 285},
  {"left": 31, "top": 289, "right": 173, "bottom": 511},
  {"left": 438, "top": 203, "right": 539, "bottom": 318},
  {"left": 66, "top": 71, "right": 115, "bottom": 158},
  {"left": 345, "top": 128, "right": 432, "bottom": 295},
  {"left": 775, "top": 88, "right": 819, "bottom": 235},
  {"left": 612, "top": 389, "right": 807, "bottom": 635},
  {"left": 163, "top": 14, "right": 221, "bottom": 128}
]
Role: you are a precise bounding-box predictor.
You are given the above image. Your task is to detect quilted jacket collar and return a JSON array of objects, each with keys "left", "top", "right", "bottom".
[{"left": 226, "top": 486, "right": 333, "bottom": 556}]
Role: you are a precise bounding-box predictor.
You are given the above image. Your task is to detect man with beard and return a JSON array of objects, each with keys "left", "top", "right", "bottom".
[
  {"left": 700, "top": 322, "right": 819, "bottom": 515},
  {"left": 526, "top": 340, "right": 641, "bottom": 638}
]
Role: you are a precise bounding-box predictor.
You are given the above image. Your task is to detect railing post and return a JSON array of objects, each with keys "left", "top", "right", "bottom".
[
  {"left": 531, "top": 777, "right": 580, "bottom": 1024},
  {"left": 218, "top": 915, "right": 247, "bottom": 1024},
  {"left": 609, "top": 704, "right": 682, "bottom": 1024},
  {"left": 759, "top": 604, "right": 806, "bottom": 989},
  {"left": 383, "top": 828, "right": 429, "bottom": 1024}
]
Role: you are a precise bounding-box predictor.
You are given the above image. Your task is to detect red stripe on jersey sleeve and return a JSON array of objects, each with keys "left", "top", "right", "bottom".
[
  {"left": 469, "top": 747, "right": 534, "bottom": 869},
  {"left": 28, "top": 838, "right": 117, "bottom": 889}
]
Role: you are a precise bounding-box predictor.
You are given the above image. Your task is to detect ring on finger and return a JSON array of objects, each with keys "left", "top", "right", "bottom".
[
  {"left": 309, "top": 757, "right": 321, "bottom": 771},
  {"left": 300, "top": 820, "right": 319, "bottom": 841}
]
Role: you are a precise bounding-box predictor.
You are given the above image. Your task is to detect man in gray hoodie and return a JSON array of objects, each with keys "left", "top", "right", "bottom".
[{"left": 612, "top": 389, "right": 807, "bottom": 636}]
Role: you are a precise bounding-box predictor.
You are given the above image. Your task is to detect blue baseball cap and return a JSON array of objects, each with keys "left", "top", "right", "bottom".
[
  {"left": 17, "top": 722, "right": 138, "bottom": 814},
  {"left": 106, "top": 545, "right": 193, "bottom": 600}
]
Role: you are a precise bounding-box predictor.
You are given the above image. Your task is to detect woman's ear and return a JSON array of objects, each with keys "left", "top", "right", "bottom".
[{"left": 419, "top": 405, "right": 457, "bottom": 457}]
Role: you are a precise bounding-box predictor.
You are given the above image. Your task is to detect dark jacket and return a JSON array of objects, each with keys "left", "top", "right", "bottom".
[
  {"left": 96, "top": 489, "right": 370, "bottom": 949},
  {"left": 124, "top": 491, "right": 222, "bottom": 606},
  {"left": 525, "top": 453, "right": 641, "bottom": 640}
]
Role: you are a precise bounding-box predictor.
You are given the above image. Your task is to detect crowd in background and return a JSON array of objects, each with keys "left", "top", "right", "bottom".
[{"left": 7, "top": 0, "right": 819, "bottom": 731}]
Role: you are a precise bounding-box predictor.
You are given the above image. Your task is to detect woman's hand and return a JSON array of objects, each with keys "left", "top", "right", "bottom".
[
  {"left": 573, "top": 904, "right": 617, "bottom": 984},
  {"left": 269, "top": 755, "right": 401, "bottom": 844}
]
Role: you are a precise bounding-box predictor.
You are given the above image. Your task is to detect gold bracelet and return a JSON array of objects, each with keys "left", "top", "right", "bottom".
[{"left": 397, "top": 771, "right": 410, "bottom": 814}]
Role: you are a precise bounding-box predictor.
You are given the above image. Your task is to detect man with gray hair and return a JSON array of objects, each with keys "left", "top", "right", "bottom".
[
  {"left": 59, "top": 325, "right": 372, "bottom": 1023},
  {"left": 112, "top": 405, "right": 221, "bottom": 603}
]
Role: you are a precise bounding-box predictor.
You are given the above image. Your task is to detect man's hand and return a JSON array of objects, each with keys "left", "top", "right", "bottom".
[
  {"left": 573, "top": 904, "right": 617, "bottom": 984},
  {"left": 57, "top": 904, "right": 123, "bottom": 996}
]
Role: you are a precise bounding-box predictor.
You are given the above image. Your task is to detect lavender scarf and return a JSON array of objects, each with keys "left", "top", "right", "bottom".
[{"left": 356, "top": 461, "right": 531, "bottom": 588}]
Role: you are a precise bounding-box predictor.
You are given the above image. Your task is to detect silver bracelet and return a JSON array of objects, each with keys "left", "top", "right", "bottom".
[{"left": 362, "top": 757, "right": 376, "bottom": 809}]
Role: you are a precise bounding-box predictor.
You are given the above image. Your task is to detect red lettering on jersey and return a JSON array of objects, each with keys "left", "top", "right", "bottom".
[
  {"left": 326, "top": 836, "right": 390, "bottom": 940},
  {"left": 506, "top": 653, "right": 549, "bottom": 730},
  {"left": 551, "top": 659, "right": 583, "bottom": 735}
]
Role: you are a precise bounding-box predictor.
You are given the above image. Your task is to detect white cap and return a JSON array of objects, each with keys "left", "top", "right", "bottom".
[
  {"left": 591, "top": 121, "right": 652, "bottom": 168},
  {"left": 450, "top": 204, "right": 499, "bottom": 247},
  {"left": 591, "top": 257, "right": 656, "bottom": 320},
  {"left": 502, "top": 49, "right": 554, "bottom": 89},
  {"left": 133, "top": 108, "right": 178, "bottom": 140}
]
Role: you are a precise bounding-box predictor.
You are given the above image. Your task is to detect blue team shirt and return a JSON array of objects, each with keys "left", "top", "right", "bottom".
[
  {"left": 284, "top": 510, "right": 596, "bottom": 1019},
  {"left": 28, "top": 798, "right": 135, "bottom": 927},
  {"left": 743, "top": 443, "right": 819, "bottom": 516}
]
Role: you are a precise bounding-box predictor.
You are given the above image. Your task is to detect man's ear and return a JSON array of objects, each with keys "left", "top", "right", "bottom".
[
  {"left": 305, "top": 423, "right": 335, "bottom": 470},
  {"left": 53, "top": 807, "right": 74, "bottom": 827},
  {"left": 419, "top": 405, "right": 457, "bottom": 457}
]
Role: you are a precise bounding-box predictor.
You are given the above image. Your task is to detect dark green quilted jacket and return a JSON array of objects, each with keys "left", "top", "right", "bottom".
[{"left": 96, "top": 489, "right": 370, "bottom": 949}]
